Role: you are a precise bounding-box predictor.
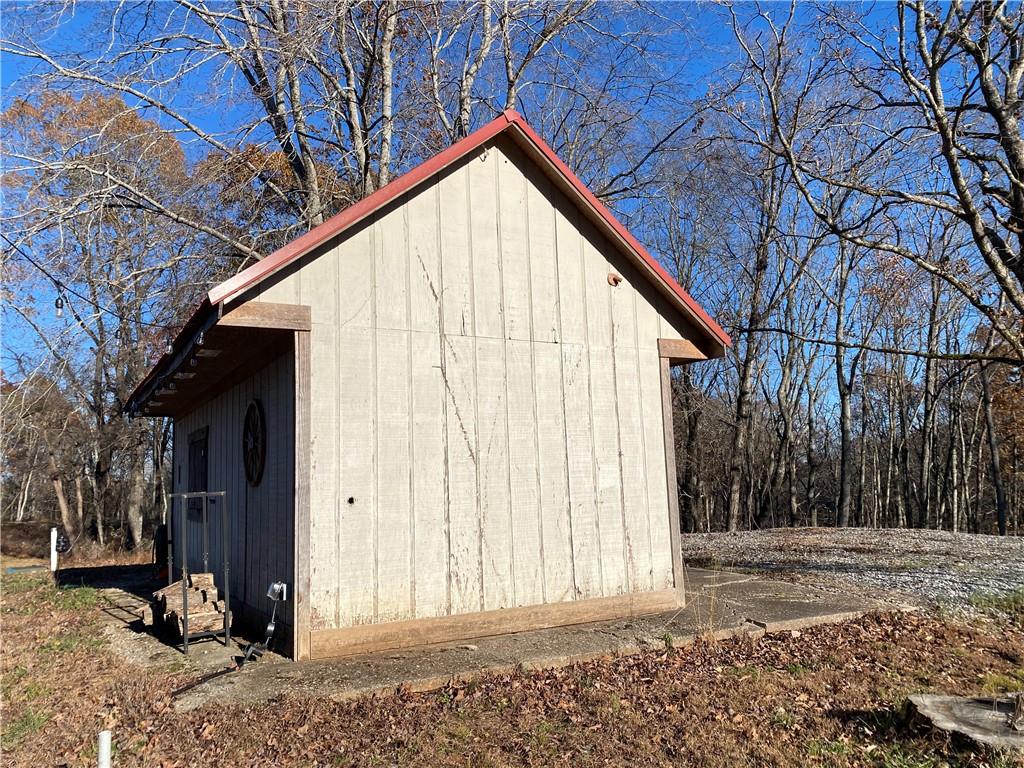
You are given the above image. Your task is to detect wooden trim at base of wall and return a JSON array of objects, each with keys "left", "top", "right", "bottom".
[{"left": 307, "top": 589, "right": 679, "bottom": 660}]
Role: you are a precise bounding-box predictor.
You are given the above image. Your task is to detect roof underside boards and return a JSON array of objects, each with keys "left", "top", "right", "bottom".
[
  {"left": 128, "top": 110, "right": 728, "bottom": 415},
  {"left": 138, "top": 325, "right": 292, "bottom": 417}
]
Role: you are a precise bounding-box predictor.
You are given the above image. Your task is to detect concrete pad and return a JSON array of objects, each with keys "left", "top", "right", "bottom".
[
  {"left": 706, "top": 577, "right": 893, "bottom": 633},
  {"left": 684, "top": 567, "right": 759, "bottom": 589},
  {"left": 170, "top": 567, "right": 890, "bottom": 712},
  {"left": 88, "top": 568, "right": 257, "bottom": 675}
]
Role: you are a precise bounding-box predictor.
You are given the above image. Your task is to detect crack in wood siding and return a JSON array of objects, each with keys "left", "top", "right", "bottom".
[{"left": 251, "top": 136, "right": 694, "bottom": 630}]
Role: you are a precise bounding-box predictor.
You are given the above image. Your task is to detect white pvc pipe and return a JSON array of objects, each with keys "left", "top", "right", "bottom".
[
  {"left": 97, "top": 730, "right": 112, "bottom": 768},
  {"left": 50, "top": 528, "right": 58, "bottom": 573}
]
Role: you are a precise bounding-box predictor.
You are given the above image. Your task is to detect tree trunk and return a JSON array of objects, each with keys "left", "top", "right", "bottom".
[
  {"left": 726, "top": 349, "right": 755, "bottom": 532},
  {"left": 836, "top": 380, "right": 853, "bottom": 528},
  {"left": 125, "top": 458, "right": 146, "bottom": 549},
  {"left": 807, "top": 394, "right": 819, "bottom": 528},
  {"left": 47, "top": 450, "right": 74, "bottom": 533},
  {"left": 918, "top": 278, "right": 940, "bottom": 529},
  {"left": 16, "top": 469, "right": 33, "bottom": 522},
  {"left": 980, "top": 362, "right": 1009, "bottom": 536},
  {"left": 73, "top": 475, "right": 84, "bottom": 536},
  {"left": 677, "top": 371, "right": 701, "bottom": 534}
]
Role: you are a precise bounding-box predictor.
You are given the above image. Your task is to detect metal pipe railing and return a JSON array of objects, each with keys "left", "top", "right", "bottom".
[{"left": 165, "top": 490, "right": 229, "bottom": 654}]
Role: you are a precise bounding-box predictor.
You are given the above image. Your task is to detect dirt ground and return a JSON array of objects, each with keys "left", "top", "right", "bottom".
[{"left": 2, "top": 564, "right": 1023, "bottom": 767}]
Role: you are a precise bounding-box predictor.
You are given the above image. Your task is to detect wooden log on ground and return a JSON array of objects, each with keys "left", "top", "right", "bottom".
[
  {"left": 159, "top": 589, "right": 218, "bottom": 614},
  {"left": 188, "top": 573, "right": 215, "bottom": 590},
  {"left": 168, "top": 609, "right": 231, "bottom": 636}
]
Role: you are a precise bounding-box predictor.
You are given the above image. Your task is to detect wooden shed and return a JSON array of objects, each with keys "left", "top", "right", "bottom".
[{"left": 127, "top": 111, "right": 730, "bottom": 660}]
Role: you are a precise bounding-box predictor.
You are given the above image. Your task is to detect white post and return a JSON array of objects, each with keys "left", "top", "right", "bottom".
[
  {"left": 97, "top": 730, "right": 112, "bottom": 768},
  {"left": 50, "top": 528, "right": 58, "bottom": 573}
]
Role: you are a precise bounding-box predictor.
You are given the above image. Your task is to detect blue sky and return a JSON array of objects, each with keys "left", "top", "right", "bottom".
[{"left": 1, "top": 2, "right": 904, "bottom": 381}]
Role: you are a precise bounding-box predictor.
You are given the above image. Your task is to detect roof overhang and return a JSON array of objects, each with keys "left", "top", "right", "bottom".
[
  {"left": 126, "top": 301, "right": 309, "bottom": 417},
  {"left": 128, "top": 110, "right": 729, "bottom": 417}
]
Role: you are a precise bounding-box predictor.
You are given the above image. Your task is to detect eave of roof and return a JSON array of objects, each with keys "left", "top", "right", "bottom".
[{"left": 127, "top": 110, "right": 729, "bottom": 414}]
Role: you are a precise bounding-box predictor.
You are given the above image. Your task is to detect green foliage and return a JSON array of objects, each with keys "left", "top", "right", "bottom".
[
  {"left": 3, "top": 573, "right": 45, "bottom": 595},
  {"left": 807, "top": 737, "right": 852, "bottom": 757},
  {"left": 49, "top": 585, "right": 101, "bottom": 611},
  {"left": 980, "top": 668, "right": 1024, "bottom": 695},
  {"left": 1, "top": 708, "right": 51, "bottom": 749},
  {"left": 3, "top": 572, "right": 100, "bottom": 610},
  {"left": 971, "top": 589, "right": 1024, "bottom": 627},
  {"left": 40, "top": 631, "right": 103, "bottom": 655}
]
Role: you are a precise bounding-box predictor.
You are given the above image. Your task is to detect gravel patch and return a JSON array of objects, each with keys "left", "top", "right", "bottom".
[{"left": 680, "top": 528, "right": 1024, "bottom": 620}]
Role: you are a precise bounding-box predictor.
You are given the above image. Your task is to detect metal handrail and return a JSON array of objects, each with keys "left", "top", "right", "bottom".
[{"left": 166, "top": 491, "right": 230, "bottom": 653}]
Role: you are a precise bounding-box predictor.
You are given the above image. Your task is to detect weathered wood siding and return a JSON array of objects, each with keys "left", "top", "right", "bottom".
[
  {"left": 251, "top": 136, "right": 701, "bottom": 631},
  {"left": 172, "top": 352, "right": 295, "bottom": 633}
]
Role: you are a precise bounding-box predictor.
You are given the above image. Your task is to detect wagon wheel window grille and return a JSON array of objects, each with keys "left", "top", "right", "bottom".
[{"left": 243, "top": 399, "right": 266, "bottom": 487}]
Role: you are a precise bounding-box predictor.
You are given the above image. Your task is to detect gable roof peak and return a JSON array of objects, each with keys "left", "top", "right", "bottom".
[{"left": 208, "top": 109, "right": 728, "bottom": 350}]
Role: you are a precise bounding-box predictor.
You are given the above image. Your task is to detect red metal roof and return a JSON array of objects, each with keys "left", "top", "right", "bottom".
[
  {"left": 129, "top": 110, "right": 729, "bottom": 414},
  {"left": 208, "top": 109, "right": 729, "bottom": 347}
]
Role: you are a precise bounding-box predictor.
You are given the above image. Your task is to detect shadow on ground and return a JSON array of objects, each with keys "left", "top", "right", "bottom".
[
  {"left": 58, "top": 562, "right": 252, "bottom": 673},
  {"left": 57, "top": 563, "right": 159, "bottom": 600}
]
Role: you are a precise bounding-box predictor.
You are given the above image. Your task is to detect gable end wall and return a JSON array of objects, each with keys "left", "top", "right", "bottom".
[{"left": 250, "top": 136, "right": 693, "bottom": 631}]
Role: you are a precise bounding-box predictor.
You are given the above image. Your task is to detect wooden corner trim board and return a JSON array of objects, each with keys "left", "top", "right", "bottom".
[
  {"left": 292, "top": 330, "right": 312, "bottom": 661},
  {"left": 308, "top": 589, "right": 679, "bottom": 660},
  {"left": 660, "top": 357, "right": 687, "bottom": 605},
  {"left": 657, "top": 338, "right": 708, "bottom": 364},
  {"left": 218, "top": 301, "right": 312, "bottom": 331}
]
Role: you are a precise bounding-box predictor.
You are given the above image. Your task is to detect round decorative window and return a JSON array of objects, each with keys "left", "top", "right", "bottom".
[{"left": 243, "top": 399, "right": 266, "bottom": 487}]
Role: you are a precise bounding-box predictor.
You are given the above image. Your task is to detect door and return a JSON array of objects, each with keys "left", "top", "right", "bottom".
[
  {"left": 185, "top": 427, "right": 209, "bottom": 572},
  {"left": 187, "top": 427, "right": 209, "bottom": 503}
]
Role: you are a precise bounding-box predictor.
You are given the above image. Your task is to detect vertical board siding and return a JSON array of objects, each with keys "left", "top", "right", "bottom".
[
  {"left": 561, "top": 343, "right": 601, "bottom": 598},
  {"left": 338, "top": 328, "right": 376, "bottom": 625},
  {"left": 506, "top": 338, "right": 544, "bottom": 607},
  {"left": 445, "top": 334, "right": 483, "bottom": 614},
  {"left": 477, "top": 336, "right": 512, "bottom": 610},
  {"left": 172, "top": 352, "right": 295, "bottom": 633},
  {"left": 640, "top": 348, "right": 675, "bottom": 590},
  {"left": 376, "top": 327, "right": 412, "bottom": 621},
  {"left": 254, "top": 135, "right": 698, "bottom": 630},
  {"left": 534, "top": 341, "right": 573, "bottom": 602},
  {"left": 410, "top": 338, "right": 448, "bottom": 618},
  {"left": 301, "top": 251, "right": 340, "bottom": 629}
]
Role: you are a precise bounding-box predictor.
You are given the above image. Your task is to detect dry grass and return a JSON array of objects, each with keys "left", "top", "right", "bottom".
[{"left": 2, "top": 570, "right": 1023, "bottom": 767}]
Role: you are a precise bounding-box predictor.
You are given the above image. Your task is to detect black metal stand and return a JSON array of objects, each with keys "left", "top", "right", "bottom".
[{"left": 166, "top": 491, "right": 230, "bottom": 654}]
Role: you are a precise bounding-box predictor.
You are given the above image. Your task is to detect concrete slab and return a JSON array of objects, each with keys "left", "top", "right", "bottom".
[
  {"left": 706, "top": 577, "right": 893, "bottom": 633},
  {"left": 100, "top": 581, "right": 247, "bottom": 675},
  {"left": 170, "top": 567, "right": 895, "bottom": 712}
]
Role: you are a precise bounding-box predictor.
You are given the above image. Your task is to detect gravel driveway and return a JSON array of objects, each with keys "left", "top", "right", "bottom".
[{"left": 680, "top": 528, "right": 1024, "bottom": 619}]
